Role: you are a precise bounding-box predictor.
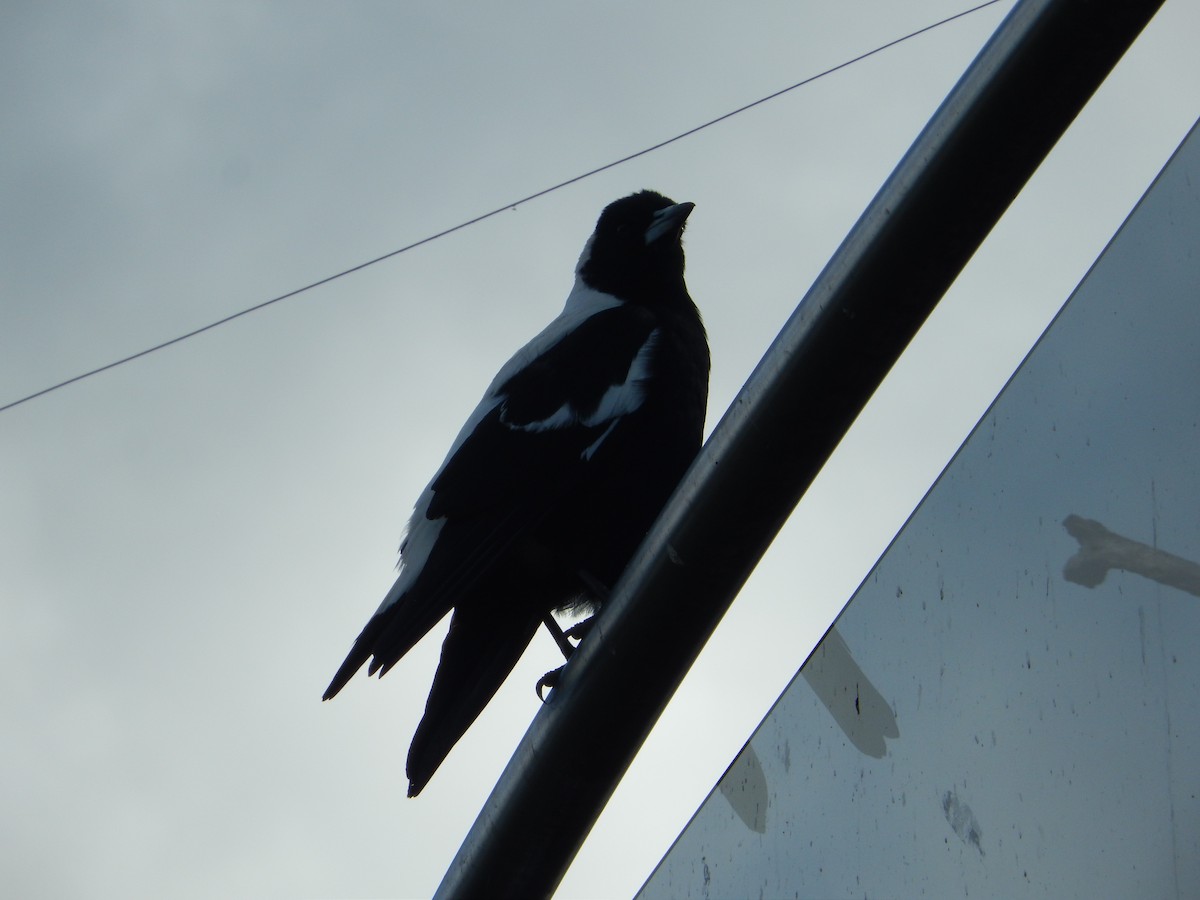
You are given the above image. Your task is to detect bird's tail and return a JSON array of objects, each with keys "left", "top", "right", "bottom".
[
  {"left": 322, "top": 600, "right": 443, "bottom": 701},
  {"left": 406, "top": 603, "right": 541, "bottom": 796},
  {"left": 321, "top": 617, "right": 384, "bottom": 701}
]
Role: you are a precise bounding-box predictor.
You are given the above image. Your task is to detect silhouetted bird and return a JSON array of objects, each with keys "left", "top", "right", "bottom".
[{"left": 323, "top": 190, "right": 710, "bottom": 796}]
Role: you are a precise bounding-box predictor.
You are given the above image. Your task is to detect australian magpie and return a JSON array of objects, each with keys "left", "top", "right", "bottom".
[{"left": 323, "top": 190, "right": 710, "bottom": 797}]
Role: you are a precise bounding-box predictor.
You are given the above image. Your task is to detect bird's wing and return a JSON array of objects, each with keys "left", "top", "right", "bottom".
[{"left": 322, "top": 301, "right": 660, "bottom": 699}]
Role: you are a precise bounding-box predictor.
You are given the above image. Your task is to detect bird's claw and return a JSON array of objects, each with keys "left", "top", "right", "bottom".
[
  {"left": 562, "top": 616, "right": 595, "bottom": 643},
  {"left": 536, "top": 666, "right": 564, "bottom": 702}
]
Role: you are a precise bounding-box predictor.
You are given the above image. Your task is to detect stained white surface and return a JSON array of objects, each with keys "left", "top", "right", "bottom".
[{"left": 640, "top": 118, "right": 1200, "bottom": 899}]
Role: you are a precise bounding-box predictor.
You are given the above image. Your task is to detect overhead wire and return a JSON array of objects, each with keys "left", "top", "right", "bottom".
[{"left": 1, "top": 0, "right": 1007, "bottom": 415}]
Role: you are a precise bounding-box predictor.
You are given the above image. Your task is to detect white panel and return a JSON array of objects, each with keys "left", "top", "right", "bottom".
[{"left": 640, "top": 119, "right": 1200, "bottom": 899}]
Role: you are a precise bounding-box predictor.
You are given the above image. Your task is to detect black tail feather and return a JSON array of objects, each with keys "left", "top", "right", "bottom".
[
  {"left": 406, "top": 603, "right": 541, "bottom": 796},
  {"left": 322, "top": 600, "right": 449, "bottom": 701},
  {"left": 322, "top": 615, "right": 389, "bottom": 701}
]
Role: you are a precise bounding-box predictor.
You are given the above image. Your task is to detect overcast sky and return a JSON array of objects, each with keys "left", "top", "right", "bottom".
[{"left": 2, "top": 2, "right": 1198, "bottom": 898}]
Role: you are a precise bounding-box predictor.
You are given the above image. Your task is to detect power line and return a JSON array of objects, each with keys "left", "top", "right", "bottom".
[{"left": 1, "top": 0, "right": 1006, "bottom": 415}]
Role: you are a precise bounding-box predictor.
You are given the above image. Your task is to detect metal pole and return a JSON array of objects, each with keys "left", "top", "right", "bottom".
[{"left": 435, "top": 1, "right": 1165, "bottom": 896}]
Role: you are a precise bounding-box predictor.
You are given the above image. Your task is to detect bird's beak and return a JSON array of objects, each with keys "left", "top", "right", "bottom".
[{"left": 644, "top": 201, "right": 695, "bottom": 245}]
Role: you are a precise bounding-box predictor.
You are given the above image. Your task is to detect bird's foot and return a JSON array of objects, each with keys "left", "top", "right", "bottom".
[
  {"left": 542, "top": 614, "right": 575, "bottom": 660},
  {"left": 538, "top": 614, "right": 598, "bottom": 700},
  {"left": 563, "top": 616, "right": 596, "bottom": 643},
  {"left": 536, "top": 666, "right": 564, "bottom": 702}
]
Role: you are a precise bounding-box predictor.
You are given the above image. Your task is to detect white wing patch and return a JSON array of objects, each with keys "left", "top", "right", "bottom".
[
  {"left": 581, "top": 419, "right": 619, "bottom": 461},
  {"left": 503, "top": 327, "right": 660, "bottom": 434},
  {"left": 584, "top": 328, "right": 659, "bottom": 425}
]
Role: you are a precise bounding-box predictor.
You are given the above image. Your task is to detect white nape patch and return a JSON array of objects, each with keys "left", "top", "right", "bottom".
[
  {"left": 375, "top": 488, "right": 445, "bottom": 615},
  {"left": 574, "top": 234, "right": 595, "bottom": 275},
  {"left": 505, "top": 327, "right": 660, "bottom": 434}
]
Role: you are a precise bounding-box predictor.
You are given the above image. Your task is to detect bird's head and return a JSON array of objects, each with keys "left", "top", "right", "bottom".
[{"left": 576, "top": 190, "right": 694, "bottom": 307}]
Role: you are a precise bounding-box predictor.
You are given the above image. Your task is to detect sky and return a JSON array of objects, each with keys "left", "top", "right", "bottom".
[{"left": 2, "top": 2, "right": 1197, "bottom": 898}]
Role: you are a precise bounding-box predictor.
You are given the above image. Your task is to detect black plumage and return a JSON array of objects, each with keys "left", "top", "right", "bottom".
[{"left": 323, "top": 190, "right": 710, "bottom": 796}]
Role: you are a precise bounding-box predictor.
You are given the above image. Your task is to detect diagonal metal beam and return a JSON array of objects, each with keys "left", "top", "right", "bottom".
[{"left": 435, "top": 0, "right": 1166, "bottom": 896}]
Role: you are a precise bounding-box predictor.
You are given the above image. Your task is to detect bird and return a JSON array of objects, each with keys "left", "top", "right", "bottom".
[{"left": 323, "top": 190, "right": 710, "bottom": 797}]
